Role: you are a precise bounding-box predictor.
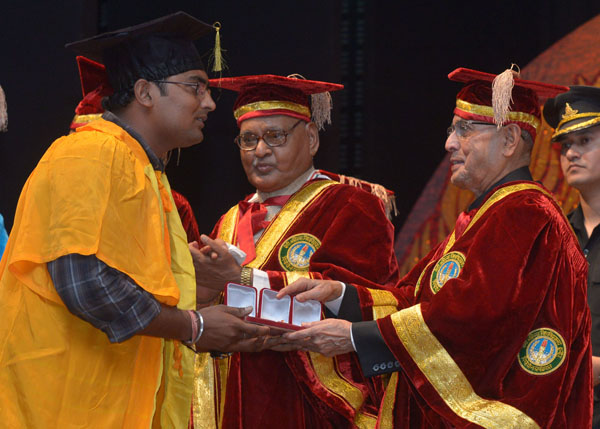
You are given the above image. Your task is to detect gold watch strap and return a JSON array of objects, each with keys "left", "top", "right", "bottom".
[{"left": 240, "top": 266, "right": 253, "bottom": 286}]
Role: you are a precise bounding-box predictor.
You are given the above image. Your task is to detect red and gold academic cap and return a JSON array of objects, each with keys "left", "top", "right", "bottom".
[
  {"left": 448, "top": 66, "right": 568, "bottom": 140},
  {"left": 70, "top": 56, "right": 113, "bottom": 130},
  {"left": 65, "top": 12, "right": 213, "bottom": 93},
  {"left": 210, "top": 74, "right": 343, "bottom": 130}
]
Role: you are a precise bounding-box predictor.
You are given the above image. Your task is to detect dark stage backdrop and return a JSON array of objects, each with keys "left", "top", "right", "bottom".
[{"left": 1, "top": 1, "right": 599, "bottom": 236}]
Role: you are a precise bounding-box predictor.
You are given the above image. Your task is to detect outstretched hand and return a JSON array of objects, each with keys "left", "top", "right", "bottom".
[
  {"left": 196, "top": 305, "right": 270, "bottom": 353},
  {"left": 189, "top": 235, "right": 242, "bottom": 291},
  {"left": 276, "top": 278, "right": 343, "bottom": 303},
  {"left": 281, "top": 319, "right": 354, "bottom": 357}
]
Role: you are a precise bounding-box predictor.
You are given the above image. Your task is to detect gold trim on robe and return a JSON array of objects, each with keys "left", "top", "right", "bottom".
[
  {"left": 285, "top": 270, "right": 310, "bottom": 285},
  {"left": 195, "top": 179, "right": 379, "bottom": 428},
  {"left": 217, "top": 205, "right": 239, "bottom": 245},
  {"left": 247, "top": 180, "right": 338, "bottom": 269},
  {"left": 378, "top": 372, "right": 399, "bottom": 429},
  {"left": 367, "top": 289, "right": 400, "bottom": 320},
  {"left": 390, "top": 305, "right": 539, "bottom": 428},
  {"left": 444, "top": 183, "right": 552, "bottom": 254}
]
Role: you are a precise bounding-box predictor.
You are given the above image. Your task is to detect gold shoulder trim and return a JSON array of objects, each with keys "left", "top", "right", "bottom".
[
  {"left": 218, "top": 205, "right": 240, "bottom": 244},
  {"left": 456, "top": 99, "right": 540, "bottom": 130},
  {"left": 444, "top": 183, "right": 552, "bottom": 254},
  {"left": 391, "top": 305, "right": 539, "bottom": 428},
  {"left": 234, "top": 100, "right": 310, "bottom": 120},
  {"left": 247, "top": 180, "right": 338, "bottom": 269}
]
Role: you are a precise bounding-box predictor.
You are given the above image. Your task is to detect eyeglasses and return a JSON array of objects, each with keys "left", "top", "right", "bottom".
[
  {"left": 447, "top": 119, "right": 496, "bottom": 138},
  {"left": 235, "top": 119, "right": 304, "bottom": 151},
  {"left": 153, "top": 80, "right": 210, "bottom": 98}
]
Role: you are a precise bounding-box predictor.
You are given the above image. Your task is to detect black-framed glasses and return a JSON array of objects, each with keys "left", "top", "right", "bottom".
[
  {"left": 235, "top": 119, "right": 304, "bottom": 151},
  {"left": 153, "top": 80, "right": 210, "bottom": 98},
  {"left": 447, "top": 119, "right": 496, "bottom": 138}
]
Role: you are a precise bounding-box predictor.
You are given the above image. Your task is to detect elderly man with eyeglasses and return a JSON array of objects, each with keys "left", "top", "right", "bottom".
[
  {"left": 277, "top": 68, "right": 593, "bottom": 428},
  {"left": 188, "top": 74, "right": 400, "bottom": 429}
]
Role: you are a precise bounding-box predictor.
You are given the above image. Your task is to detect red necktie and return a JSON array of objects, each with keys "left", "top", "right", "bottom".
[{"left": 237, "top": 195, "right": 291, "bottom": 264}]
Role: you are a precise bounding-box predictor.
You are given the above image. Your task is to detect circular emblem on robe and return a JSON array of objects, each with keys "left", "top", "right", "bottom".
[
  {"left": 518, "top": 328, "right": 566, "bottom": 375},
  {"left": 278, "top": 233, "right": 321, "bottom": 271},
  {"left": 429, "top": 251, "right": 465, "bottom": 294}
]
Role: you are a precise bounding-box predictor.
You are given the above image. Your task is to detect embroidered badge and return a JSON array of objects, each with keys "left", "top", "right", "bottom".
[
  {"left": 518, "top": 328, "right": 566, "bottom": 375},
  {"left": 429, "top": 251, "right": 465, "bottom": 294},
  {"left": 278, "top": 233, "right": 321, "bottom": 271}
]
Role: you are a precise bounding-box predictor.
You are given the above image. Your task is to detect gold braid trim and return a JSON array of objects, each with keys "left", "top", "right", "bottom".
[
  {"left": 72, "top": 113, "right": 103, "bottom": 124},
  {"left": 391, "top": 305, "right": 539, "bottom": 428},
  {"left": 234, "top": 100, "right": 310, "bottom": 120},
  {"left": 218, "top": 205, "right": 240, "bottom": 245},
  {"left": 553, "top": 113, "right": 600, "bottom": 139},
  {"left": 367, "top": 289, "right": 399, "bottom": 320},
  {"left": 193, "top": 353, "right": 218, "bottom": 429},
  {"left": 378, "top": 372, "right": 399, "bottom": 429},
  {"left": 444, "top": 183, "right": 552, "bottom": 254},
  {"left": 455, "top": 99, "right": 540, "bottom": 130},
  {"left": 354, "top": 410, "right": 377, "bottom": 429},
  {"left": 248, "top": 180, "right": 371, "bottom": 422},
  {"left": 192, "top": 205, "right": 238, "bottom": 429},
  {"left": 309, "top": 352, "right": 373, "bottom": 426},
  {"left": 247, "top": 180, "right": 337, "bottom": 269},
  {"left": 285, "top": 270, "right": 310, "bottom": 285}
]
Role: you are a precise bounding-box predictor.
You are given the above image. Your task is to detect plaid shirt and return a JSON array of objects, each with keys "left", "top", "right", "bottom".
[
  {"left": 48, "top": 254, "right": 161, "bottom": 343},
  {"left": 46, "top": 112, "right": 166, "bottom": 343}
]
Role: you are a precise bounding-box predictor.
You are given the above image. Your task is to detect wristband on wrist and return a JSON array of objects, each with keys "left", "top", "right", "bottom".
[
  {"left": 195, "top": 311, "right": 204, "bottom": 342},
  {"left": 184, "top": 310, "right": 203, "bottom": 345},
  {"left": 240, "top": 266, "right": 253, "bottom": 286}
]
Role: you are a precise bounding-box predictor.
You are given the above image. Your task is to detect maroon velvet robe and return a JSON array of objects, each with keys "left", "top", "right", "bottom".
[
  {"left": 197, "top": 178, "right": 400, "bottom": 429},
  {"left": 358, "top": 181, "right": 592, "bottom": 428}
]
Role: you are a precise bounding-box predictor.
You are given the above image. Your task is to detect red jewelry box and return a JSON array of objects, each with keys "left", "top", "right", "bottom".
[{"left": 224, "top": 283, "right": 322, "bottom": 332}]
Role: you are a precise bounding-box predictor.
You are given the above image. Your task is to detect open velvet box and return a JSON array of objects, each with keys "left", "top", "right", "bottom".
[{"left": 225, "top": 283, "right": 322, "bottom": 332}]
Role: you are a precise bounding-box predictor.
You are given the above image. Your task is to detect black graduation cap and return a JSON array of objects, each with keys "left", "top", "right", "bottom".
[
  {"left": 543, "top": 85, "right": 600, "bottom": 140},
  {"left": 65, "top": 11, "right": 214, "bottom": 92}
]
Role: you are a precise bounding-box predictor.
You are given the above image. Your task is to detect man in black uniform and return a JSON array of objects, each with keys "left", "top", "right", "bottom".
[{"left": 544, "top": 86, "right": 600, "bottom": 428}]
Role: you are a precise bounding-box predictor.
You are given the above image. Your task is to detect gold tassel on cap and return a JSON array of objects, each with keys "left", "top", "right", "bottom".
[
  {"left": 0, "top": 85, "right": 7, "bottom": 132},
  {"left": 491, "top": 64, "right": 520, "bottom": 128},
  {"left": 286, "top": 73, "right": 333, "bottom": 131},
  {"left": 210, "top": 22, "right": 227, "bottom": 73},
  {"left": 310, "top": 92, "right": 333, "bottom": 131}
]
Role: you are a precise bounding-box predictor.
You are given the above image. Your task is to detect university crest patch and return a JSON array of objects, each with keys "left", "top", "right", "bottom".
[
  {"left": 429, "top": 251, "right": 465, "bottom": 294},
  {"left": 278, "top": 233, "right": 321, "bottom": 271},
  {"left": 518, "top": 328, "right": 566, "bottom": 375}
]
